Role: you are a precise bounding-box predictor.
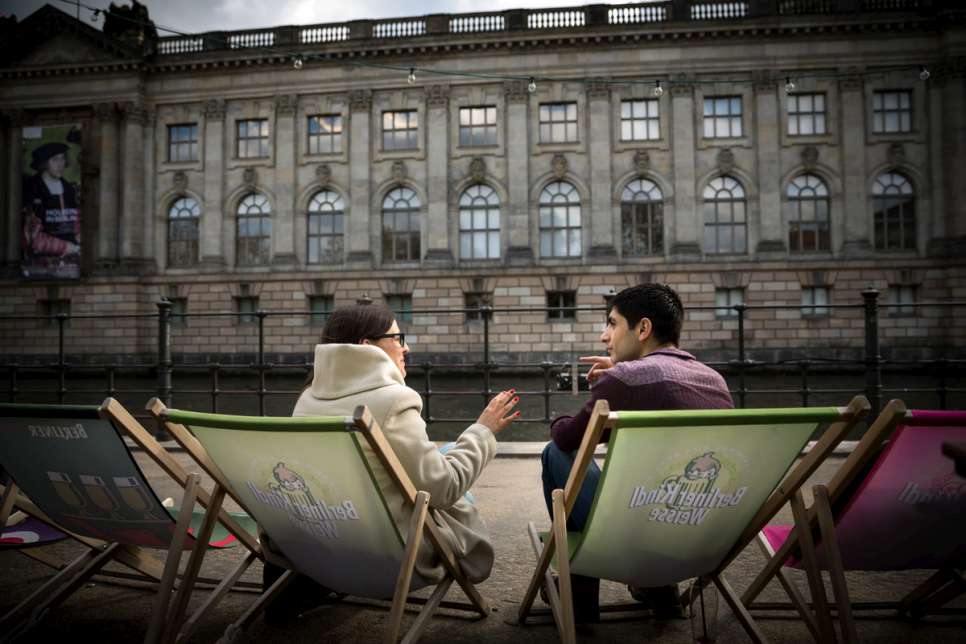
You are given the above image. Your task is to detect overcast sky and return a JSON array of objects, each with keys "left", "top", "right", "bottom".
[{"left": 5, "top": 0, "right": 641, "bottom": 33}]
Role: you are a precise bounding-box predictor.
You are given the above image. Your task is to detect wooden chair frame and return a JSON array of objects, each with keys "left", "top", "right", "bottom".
[
  {"left": 517, "top": 395, "right": 871, "bottom": 644},
  {"left": 153, "top": 401, "right": 491, "bottom": 644},
  {"left": 744, "top": 401, "right": 966, "bottom": 642},
  {"left": 0, "top": 400, "right": 260, "bottom": 644}
]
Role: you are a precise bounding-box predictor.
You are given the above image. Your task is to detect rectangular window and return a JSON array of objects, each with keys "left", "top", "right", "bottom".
[
  {"left": 42, "top": 299, "right": 71, "bottom": 327},
  {"left": 235, "top": 296, "right": 259, "bottom": 325},
  {"left": 459, "top": 106, "right": 497, "bottom": 147},
  {"left": 801, "top": 286, "right": 830, "bottom": 317},
  {"left": 872, "top": 90, "right": 912, "bottom": 134},
  {"left": 547, "top": 290, "right": 577, "bottom": 320},
  {"left": 168, "top": 297, "right": 188, "bottom": 328},
  {"left": 539, "top": 102, "right": 578, "bottom": 143},
  {"left": 703, "top": 96, "right": 743, "bottom": 138},
  {"left": 236, "top": 119, "right": 270, "bottom": 158},
  {"left": 464, "top": 291, "right": 493, "bottom": 322},
  {"left": 167, "top": 123, "right": 198, "bottom": 162},
  {"left": 715, "top": 288, "right": 744, "bottom": 318},
  {"left": 620, "top": 99, "right": 660, "bottom": 141},
  {"left": 308, "top": 295, "right": 334, "bottom": 326},
  {"left": 887, "top": 284, "right": 917, "bottom": 317},
  {"left": 787, "top": 93, "right": 827, "bottom": 136},
  {"left": 307, "top": 114, "right": 343, "bottom": 154},
  {"left": 382, "top": 110, "right": 418, "bottom": 150},
  {"left": 386, "top": 294, "right": 413, "bottom": 324}
]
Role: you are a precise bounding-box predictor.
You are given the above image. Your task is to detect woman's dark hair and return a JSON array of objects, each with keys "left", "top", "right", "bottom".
[{"left": 320, "top": 303, "right": 395, "bottom": 345}]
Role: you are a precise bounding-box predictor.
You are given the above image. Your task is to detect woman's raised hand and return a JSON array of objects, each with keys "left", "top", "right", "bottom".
[{"left": 476, "top": 389, "right": 520, "bottom": 434}]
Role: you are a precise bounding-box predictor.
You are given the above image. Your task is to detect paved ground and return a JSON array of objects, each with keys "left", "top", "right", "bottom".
[{"left": 2, "top": 450, "right": 964, "bottom": 643}]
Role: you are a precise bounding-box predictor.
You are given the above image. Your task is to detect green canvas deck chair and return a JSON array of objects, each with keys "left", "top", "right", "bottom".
[
  {"left": 0, "top": 400, "right": 259, "bottom": 644},
  {"left": 744, "top": 401, "right": 966, "bottom": 643},
  {"left": 156, "top": 403, "right": 491, "bottom": 644},
  {"left": 517, "top": 396, "right": 870, "bottom": 644}
]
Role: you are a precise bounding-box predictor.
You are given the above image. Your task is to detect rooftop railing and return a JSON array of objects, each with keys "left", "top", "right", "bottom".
[{"left": 154, "top": 0, "right": 937, "bottom": 57}]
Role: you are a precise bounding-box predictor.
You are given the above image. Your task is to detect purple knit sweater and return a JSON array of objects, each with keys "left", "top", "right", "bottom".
[{"left": 550, "top": 347, "right": 734, "bottom": 452}]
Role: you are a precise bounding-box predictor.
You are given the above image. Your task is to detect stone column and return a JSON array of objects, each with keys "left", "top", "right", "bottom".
[
  {"left": 504, "top": 80, "right": 532, "bottom": 263},
  {"left": 3, "top": 111, "right": 24, "bottom": 269},
  {"left": 95, "top": 102, "right": 120, "bottom": 267},
  {"left": 939, "top": 61, "right": 966, "bottom": 251},
  {"left": 272, "top": 94, "right": 298, "bottom": 267},
  {"left": 754, "top": 77, "right": 785, "bottom": 253},
  {"left": 424, "top": 85, "right": 452, "bottom": 263},
  {"left": 141, "top": 108, "right": 156, "bottom": 273},
  {"left": 839, "top": 72, "right": 870, "bottom": 255},
  {"left": 347, "top": 89, "right": 372, "bottom": 264},
  {"left": 201, "top": 99, "right": 226, "bottom": 269},
  {"left": 119, "top": 101, "right": 148, "bottom": 270},
  {"left": 670, "top": 83, "right": 700, "bottom": 257},
  {"left": 587, "top": 81, "right": 616, "bottom": 258}
]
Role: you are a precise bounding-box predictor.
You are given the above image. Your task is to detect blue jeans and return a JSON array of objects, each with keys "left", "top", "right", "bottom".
[{"left": 540, "top": 442, "right": 601, "bottom": 532}]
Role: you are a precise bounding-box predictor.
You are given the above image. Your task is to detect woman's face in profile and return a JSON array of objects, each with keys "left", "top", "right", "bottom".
[
  {"left": 368, "top": 319, "right": 409, "bottom": 378},
  {"left": 44, "top": 153, "right": 67, "bottom": 179}
]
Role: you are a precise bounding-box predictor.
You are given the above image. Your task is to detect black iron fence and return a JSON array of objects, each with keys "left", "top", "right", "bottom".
[{"left": 2, "top": 289, "right": 965, "bottom": 432}]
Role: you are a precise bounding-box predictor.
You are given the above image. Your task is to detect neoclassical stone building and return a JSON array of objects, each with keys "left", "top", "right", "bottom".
[{"left": 0, "top": 1, "right": 964, "bottom": 362}]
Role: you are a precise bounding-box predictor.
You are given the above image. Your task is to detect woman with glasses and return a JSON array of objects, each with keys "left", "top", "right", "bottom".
[{"left": 291, "top": 303, "right": 518, "bottom": 589}]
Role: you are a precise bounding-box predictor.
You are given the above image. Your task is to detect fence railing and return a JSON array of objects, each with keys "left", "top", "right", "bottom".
[
  {"left": 1, "top": 290, "right": 965, "bottom": 434},
  {"left": 153, "top": 0, "right": 936, "bottom": 57}
]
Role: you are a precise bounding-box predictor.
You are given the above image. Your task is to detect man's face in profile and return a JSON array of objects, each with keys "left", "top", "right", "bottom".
[{"left": 600, "top": 306, "right": 644, "bottom": 364}]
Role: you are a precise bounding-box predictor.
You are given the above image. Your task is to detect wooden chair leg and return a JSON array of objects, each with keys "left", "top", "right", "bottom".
[
  {"left": 400, "top": 577, "right": 453, "bottom": 644},
  {"left": 910, "top": 571, "right": 966, "bottom": 619},
  {"left": 175, "top": 551, "right": 257, "bottom": 644},
  {"left": 0, "top": 480, "right": 19, "bottom": 528},
  {"left": 899, "top": 568, "right": 961, "bottom": 615},
  {"left": 218, "top": 569, "right": 296, "bottom": 643},
  {"left": 551, "top": 489, "right": 576, "bottom": 644},
  {"left": 0, "top": 546, "right": 98, "bottom": 633},
  {"left": 518, "top": 523, "right": 557, "bottom": 623},
  {"left": 146, "top": 473, "right": 200, "bottom": 644},
  {"left": 814, "top": 485, "right": 857, "bottom": 644},
  {"left": 386, "top": 490, "right": 430, "bottom": 644},
  {"left": 790, "top": 490, "right": 836, "bottom": 643},
  {"left": 714, "top": 574, "right": 768, "bottom": 644},
  {"left": 748, "top": 531, "right": 820, "bottom": 640}
]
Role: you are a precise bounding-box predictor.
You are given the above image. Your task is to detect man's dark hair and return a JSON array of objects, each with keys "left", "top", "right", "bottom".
[{"left": 607, "top": 283, "right": 683, "bottom": 346}]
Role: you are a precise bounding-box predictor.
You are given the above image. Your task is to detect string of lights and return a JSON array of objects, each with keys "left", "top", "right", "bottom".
[{"left": 53, "top": 0, "right": 934, "bottom": 95}]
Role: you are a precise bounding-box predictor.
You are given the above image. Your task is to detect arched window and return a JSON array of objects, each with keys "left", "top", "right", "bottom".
[
  {"left": 872, "top": 172, "right": 915, "bottom": 250},
  {"left": 307, "top": 190, "right": 344, "bottom": 264},
  {"left": 236, "top": 193, "right": 271, "bottom": 266},
  {"left": 167, "top": 196, "right": 200, "bottom": 267},
  {"left": 539, "top": 181, "right": 581, "bottom": 258},
  {"left": 382, "top": 187, "right": 421, "bottom": 262},
  {"left": 702, "top": 176, "right": 746, "bottom": 254},
  {"left": 787, "top": 174, "right": 830, "bottom": 252},
  {"left": 459, "top": 184, "right": 500, "bottom": 260},
  {"left": 621, "top": 179, "right": 664, "bottom": 256}
]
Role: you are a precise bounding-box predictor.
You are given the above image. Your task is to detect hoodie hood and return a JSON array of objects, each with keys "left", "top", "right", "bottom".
[{"left": 309, "top": 343, "right": 405, "bottom": 400}]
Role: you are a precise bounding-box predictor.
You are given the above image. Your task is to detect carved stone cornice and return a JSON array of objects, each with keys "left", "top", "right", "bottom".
[
  {"left": 94, "top": 102, "right": 117, "bottom": 123},
  {"left": 203, "top": 98, "right": 226, "bottom": 120},
  {"left": 504, "top": 80, "right": 530, "bottom": 104},
  {"left": 274, "top": 94, "right": 298, "bottom": 116},
  {"left": 424, "top": 84, "right": 450, "bottom": 109},
  {"left": 586, "top": 78, "right": 610, "bottom": 100},
  {"left": 349, "top": 89, "right": 372, "bottom": 112}
]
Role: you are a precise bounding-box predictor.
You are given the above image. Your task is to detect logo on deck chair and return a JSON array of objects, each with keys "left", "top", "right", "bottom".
[
  {"left": 246, "top": 462, "right": 360, "bottom": 539},
  {"left": 628, "top": 451, "right": 748, "bottom": 526}
]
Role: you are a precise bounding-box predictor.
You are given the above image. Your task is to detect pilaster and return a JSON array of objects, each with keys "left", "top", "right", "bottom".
[
  {"left": 95, "top": 102, "right": 120, "bottom": 268},
  {"left": 587, "top": 81, "right": 616, "bottom": 258},
  {"left": 669, "top": 82, "right": 701, "bottom": 257},
  {"left": 839, "top": 70, "right": 871, "bottom": 255},
  {"left": 201, "top": 98, "right": 226, "bottom": 269},
  {"left": 754, "top": 77, "right": 785, "bottom": 253},
  {"left": 424, "top": 85, "right": 453, "bottom": 263},
  {"left": 272, "top": 94, "right": 298, "bottom": 267},
  {"left": 347, "top": 89, "right": 372, "bottom": 264},
  {"left": 504, "top": 80, "right": 532, "bottom": 263}
]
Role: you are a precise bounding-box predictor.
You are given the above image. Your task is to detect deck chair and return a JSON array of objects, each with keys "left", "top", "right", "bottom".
[
  {"left": 0, "top": 401, "right": 259, "bottom": 644},
  {"left": 155, "top": 403, "right": 491, "bottom": 644},
  {"left": 517, "top": 396, "right": 870, "bottom": 644},
  {"left": 744, "top": 403, "right": 966, "bottom": 643}
]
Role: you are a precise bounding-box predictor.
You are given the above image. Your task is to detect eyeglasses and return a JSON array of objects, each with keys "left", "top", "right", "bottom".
[{"left": 370, "top": 332, "right": 406, "bottom": 347}]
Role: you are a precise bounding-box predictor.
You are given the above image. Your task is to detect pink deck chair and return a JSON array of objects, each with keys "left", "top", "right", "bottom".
[{"left": 744, "top": 401, "right": 966, "bottom": 643}]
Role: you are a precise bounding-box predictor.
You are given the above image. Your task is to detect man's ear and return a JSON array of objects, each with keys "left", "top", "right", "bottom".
[{"left": 638, "top": 318, "right": 652, "bottom": 342}]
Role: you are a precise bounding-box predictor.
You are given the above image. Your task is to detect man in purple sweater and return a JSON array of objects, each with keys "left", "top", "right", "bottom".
[{"left": 542, "top": 283, "right": 733, "bottom": 622}]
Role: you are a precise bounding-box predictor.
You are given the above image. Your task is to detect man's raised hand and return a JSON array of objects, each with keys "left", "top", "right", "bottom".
[{"left": 579, "top": 355, "right": 614, "bottom": 384}]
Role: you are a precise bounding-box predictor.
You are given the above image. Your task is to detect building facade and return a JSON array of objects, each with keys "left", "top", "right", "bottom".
[{"left": 0, "top": 1, "right": 964, "bottom": 363}]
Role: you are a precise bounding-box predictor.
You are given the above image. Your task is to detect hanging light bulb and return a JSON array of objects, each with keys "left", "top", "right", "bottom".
[
  {"left": 407, "top": 68, "right": 416, "bottom": 84},
  {"left": 919, "top": 66, "right": 930, "bottom": 81},
  {"left": 784, "top": 77, "right": 796, "bottom": 93},
  {"left": 652, "top": 80, "right": 664, "bottom": 98},
  {"left": 527, "top": 77, "right": 537, "bottom": 93},
  {"left": 91, "top": 9, "right": 100, "bottom": 23},
  {"left": 293, "top": 55, "right": 304, "bottom": 70}
]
